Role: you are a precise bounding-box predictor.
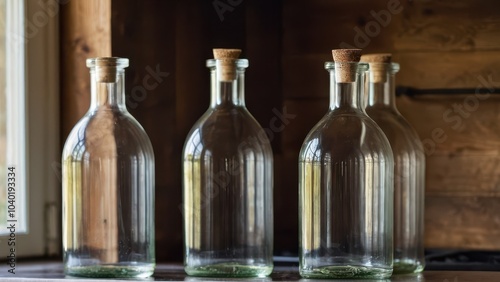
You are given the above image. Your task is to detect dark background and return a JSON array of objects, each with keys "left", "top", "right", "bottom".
[{"left": 61, "top": 0, "right": 500, "bottom": 261}]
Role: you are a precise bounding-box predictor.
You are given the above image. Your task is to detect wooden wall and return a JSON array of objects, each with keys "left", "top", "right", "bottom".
[
  {"left": 61, "top": 0, "right": 500, "bottom": 261},
  {"left": 282, "top": 0, "right": 500, "bottom": 250},
  {"left": 110, "top": 0, "right": 283, "bottom": 260},
  {"left": 61, "top": 0, "right": 111, "bottom": 143}
]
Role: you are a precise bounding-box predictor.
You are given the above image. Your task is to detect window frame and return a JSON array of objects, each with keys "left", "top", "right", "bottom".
[{"left": 0, "top": 0, "right": 60, "bottom": 257}]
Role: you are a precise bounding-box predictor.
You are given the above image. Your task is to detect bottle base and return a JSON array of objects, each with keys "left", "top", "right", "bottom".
[
  {"left": 65, "top": 263, "right": 155, "bottom": 278},
  {"left": 300, "top": 265, "right": 392, "bottom": 279},
  {"left": 393, "top": 260, "right": 424, "bottom": 274},
  {"left": 185, "top": 262, "right": 273, "bottom": 278}
]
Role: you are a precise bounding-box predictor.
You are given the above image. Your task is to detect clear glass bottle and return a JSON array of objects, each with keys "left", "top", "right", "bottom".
[
  {"left": 62, "top": 57, "right": 155, "bottom": 278},
  {"left": 362, "top": 54, "right": 425, "bottom": 274},
  {"left": 299, "top": 49, "right": 394, "bottom": 279},
  {"left": 182, "top": 49, "right": 273, "bottom": 278}
]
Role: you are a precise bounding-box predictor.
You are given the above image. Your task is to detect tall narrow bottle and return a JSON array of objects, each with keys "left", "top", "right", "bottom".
[
  {"left": 299, "top": 49, "right": 394, "bottom": 279},
  {"left": 182, "top": 49, "right": 273, "bottom": 277},
  {"left": 362, "top": 54, "right": 425, "bottom": 274},
  {"left": 62, "top": 57, "right": 155, "bottom": 278}
]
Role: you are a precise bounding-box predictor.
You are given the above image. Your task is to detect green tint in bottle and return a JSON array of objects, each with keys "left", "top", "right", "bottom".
[
  {"left": 299, "top": 49, "right": 394, "bottom": 279},
  {"left": 182, "top": 49, "right": 273, "bottom": 278},
  {"left": 62, "top": 57, "right": 155, "bottom": 278},
  {"left": 362, "top": 53, "right": 425, "bottom": 274}
]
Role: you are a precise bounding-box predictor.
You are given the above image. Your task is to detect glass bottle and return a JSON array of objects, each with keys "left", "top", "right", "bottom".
[
  {"left": 362, "top": 54, "right": 425, "bottom": 274},
  {"left": 299, "top": 49, "right": 394, "bottom": 279},
  {"left": 182, "top": 49, "right": 273, "bottom": 277},
  {"left": 62, "top": 57, "right": 155, "bottom": 278}
]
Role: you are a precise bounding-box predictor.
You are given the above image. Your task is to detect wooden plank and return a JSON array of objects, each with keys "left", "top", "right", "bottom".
[
  {"left": 280, "top": 98, "right": 322, "bottom": 254},
  {"left": 397, "top": 95, "right": 500, "bottom": 197},
  {"left": 425, "top": 196, "right": 500, "bottom": 250},
  {"left": 245, "top": 0, "right": 283, "bottom": 152},
  {"left": 112, "top": 0, "right": 178, "bottom": 261},
  {"left": 394, "top": 0, "right": 500, "bottom": 51},
  {"left": 175, "top": 0, "right": 247, "bottom": 143},
  {"left": 174, "top": 0, "right": 211, "bottom": 144},
  {"left": 394, "top": 51, "right": 500, "bottom": 89},
  {"left": 60, "top": 0, "right": 111, "bottom": 140},
  {"left": 283, "top": 51, "right": 500, "bottom": 100},
  {"left": 283, "top": 0, "right": 395, "bottom": 55},
  {"left": 277, "top": 151, "right": 299, "bottom": 253},
  {"left": 284, "top": 0, "right": 500, "bottom": 54},
  {"left": 283, "top": 55, "right": 329, "bottom": 99},
  {"left": 244, "top": 0, "right": 294, "bottom": 252},
  {"left": 60, "top": 0, "right": 114, "bottom": 263},
  {"left": 282, "top": 99, "right": 328, "bottom": 153}
]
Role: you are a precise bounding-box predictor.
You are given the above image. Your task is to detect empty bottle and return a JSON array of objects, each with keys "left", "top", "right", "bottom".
[
  {"left": 299, "top": 49, "right": 394, "bottom": 279},
  {"left": 182, "top": 49, "right": 273, "bottom": 277},
  {"left": 362, "top": 53, "right": 425, "bottom": 274},
  {"left": 62, "top": 57, "right": 155, "bottom": 278}
]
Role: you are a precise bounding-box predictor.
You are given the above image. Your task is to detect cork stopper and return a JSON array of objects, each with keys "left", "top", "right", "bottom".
[
  {"left": 331, "top": 49, "right": 362, "bottom": 83},
  {"left": 213, "top": 48, "right": 241, "bottom": 81},
  {"left": 360, "top": 53, "right": 392, "bottom": 83},
  {"left": 86, "top": 57, "right": 129, "bottom": 83}
]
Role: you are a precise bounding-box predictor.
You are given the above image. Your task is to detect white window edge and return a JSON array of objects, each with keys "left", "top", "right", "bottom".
[
  {"left": 0, "top": 0, "right": 60, "bottom": 258},
  {"left": 5, "top": 0, "right": 27, "bottom": 233}
]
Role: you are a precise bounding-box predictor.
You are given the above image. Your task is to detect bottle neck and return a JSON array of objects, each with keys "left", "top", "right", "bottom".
[
  {"left": 210, "top": 67, "right": 245, "bottom": 108},
  {"left": 329, "top": 70, "right": 364, "bottom": 111},
  {"left": 89, "top": 70, "right": 127, "bottom": 111},
  {"left": 366, "top": 72, "right": 397, "bottom": 110}
]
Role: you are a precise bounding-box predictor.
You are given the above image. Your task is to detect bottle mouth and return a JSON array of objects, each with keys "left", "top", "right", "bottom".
[
  {"left": 86, "top": 57, "right": 129, "bottom": 69},
  {"left": 324, "top": 61, "right": 400, "bottom": 73},
  {"left": 206, "top": 58, "right": 249, "bottom": 68},
  {"left": 324, "top": 61, "right": 369, "bottom": 71}
]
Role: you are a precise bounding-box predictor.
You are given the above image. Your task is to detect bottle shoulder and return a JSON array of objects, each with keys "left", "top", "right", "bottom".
[
  {"left": 303, "top": 111, "right": 388, "bottom": 140},
  {"left": 300, "top": 111, "right": 393, "bottom": 161},
  {"left": 62, "top": 110, "right": 154, "bottom": 159},
  {"left": 183, "top": 107, "right": 272, "bottom": 158},
  {"left": 365, "top": 108, "right": 425, "bottom": 154}
]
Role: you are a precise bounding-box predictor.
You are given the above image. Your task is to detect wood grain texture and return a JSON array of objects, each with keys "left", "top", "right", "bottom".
[
  {"left": 283, "top": 0, "right": 500, "bottom": 54},
  {"left": 282, "top": 99, "right": 327, "bottom": 152},
  {"left": 394, "top": 51, "right": 500, "bottom": 89},
  {"left": 245, "top": 0, "right": 283, "bottom": 153},
  {"left": 283, "top": 55, "right": 330, "bottom": 99},
  {"left": 60, "top": 0, "right": 111, "bottom": 140},
  {"left": 397, "top": 93, "right": 500, "bottom": 249},
  {"left": 281, "top": 0, "right": 500, "bottom": 250},
  {"left": 425, "top": 196, "right": 500, "bottom": 250},
  {"left": 397, "top": 95, "right": 500, "bottom": 198},
  {"left": 111, "top": 0, "right": 285, "bottom": 260},
  {"left": 112, "top": 0, "right": 178, "bottom": 261},
  {"left": 394, "top": 0, "right": 500, "bottom": 51},
  {"left": 283, "top": 52, "right": 500, "bottom": 98},
  {"left": 59, "top": 0, "right": 500, "bottom": 256},
  {"left": 282, "top": 0, "right": 394, "bottom": 55}
]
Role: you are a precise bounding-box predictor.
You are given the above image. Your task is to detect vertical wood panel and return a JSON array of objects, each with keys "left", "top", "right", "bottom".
[
  {"left": 174, "top": 0, "right": 213, "bottom": 262},
  {"left": 281, "top": 0, "right": 500, "bottom": 250},
  {"left": 91, "top": 0, "right": 500, "bottom": 258},
  {"left": 112, "top": 0, "right": 178, "bottom": 261},
  {"left": 245, "top": 0, "right": 286, "bottom": 252},
  {"left": 175, "top": 0, "right": 211, "bottom": 144},
  {"left": 60, "top": 0, "right": 111, "bottom": 139},
  {"left": 60, "top": 0, "right": 114, "bottom": 261}
]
